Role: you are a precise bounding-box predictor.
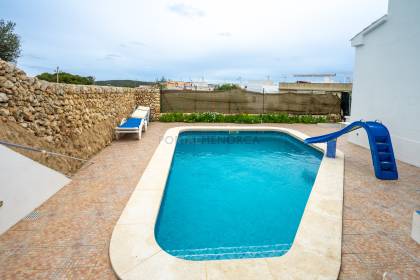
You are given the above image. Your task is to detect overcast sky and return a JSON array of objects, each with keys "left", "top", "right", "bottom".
[{"left": 1, "top": 0, "right": 388, "bottom": 81}]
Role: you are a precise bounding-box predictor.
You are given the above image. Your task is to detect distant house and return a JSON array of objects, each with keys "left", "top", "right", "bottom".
[
  {"left": 279, "top": 82, "right": 352, "bottom": 95},
  {"left": 164, "top": 81, "right": 192, "bottom": 90},
  {"left": 164, "top": 80, "right": 215, "bottom": 91},
  {"left": 348, "top": 0, "right": 420, "bottom": 167},
  {"left": 192, "top": 81, "right": 215, "bottom": 91},
  {"left": 241, "top": 80, "right": 279, "bottom": 94}
]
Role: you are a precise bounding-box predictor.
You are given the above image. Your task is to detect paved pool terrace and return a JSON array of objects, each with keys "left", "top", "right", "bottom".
[{"left": 0, "top": 123, "right": 419, "bottom": 279}]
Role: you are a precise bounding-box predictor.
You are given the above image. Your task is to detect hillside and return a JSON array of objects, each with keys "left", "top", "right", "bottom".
[{"left": 95, "top": 80, "right": 156, "bottom": 88}]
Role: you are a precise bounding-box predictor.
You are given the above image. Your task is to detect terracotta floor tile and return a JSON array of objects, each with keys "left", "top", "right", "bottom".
[
  {"left": 343, "top": 219, "right": 377, "bottom": 235},
  {"left": 0, "top": 268, "right": 58, "bottom": 280},
  {"left": 0, "top": 123, "right": 419, "bottom": 278},
  {"left": 340, "top": 254, "right": 370, "bottom": 276},
  {"left": 54, "top": 267, "right": 96, "bottom": 280}
]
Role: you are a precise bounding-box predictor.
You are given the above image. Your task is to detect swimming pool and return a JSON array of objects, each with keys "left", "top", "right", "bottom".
[
  {"left": 110, "top": 126, "right": 344, "bottom": 280},
  {"left": 155, "top": 131, "right": 323, "bottom": 261}
]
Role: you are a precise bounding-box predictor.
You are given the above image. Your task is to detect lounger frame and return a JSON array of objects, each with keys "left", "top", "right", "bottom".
[{"left": 115, "top": 118, "right": 146, "bottom": 140}]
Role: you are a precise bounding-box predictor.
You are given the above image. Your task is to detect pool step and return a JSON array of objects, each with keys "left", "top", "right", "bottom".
[{"left": 166, "top": 243, "right": 292, "bottom": 261}]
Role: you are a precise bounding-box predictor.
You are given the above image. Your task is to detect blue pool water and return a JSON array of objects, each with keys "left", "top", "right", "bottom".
[{"left": 155, "top": 131, "right": 323, "bottom": 261}]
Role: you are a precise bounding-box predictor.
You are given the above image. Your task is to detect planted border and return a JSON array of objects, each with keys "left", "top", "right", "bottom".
[{"left": 159, "top": 112, "right": 328, "bottom": 124}]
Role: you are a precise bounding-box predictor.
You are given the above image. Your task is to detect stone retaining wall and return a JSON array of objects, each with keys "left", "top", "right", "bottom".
[{"left": 0, "top": 59, "right": 160, "bottom": 174}]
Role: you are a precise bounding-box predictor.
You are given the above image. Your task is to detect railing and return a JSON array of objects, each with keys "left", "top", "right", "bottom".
[{"left": 0, "top": 140, "right": 90, "bottom": 163}]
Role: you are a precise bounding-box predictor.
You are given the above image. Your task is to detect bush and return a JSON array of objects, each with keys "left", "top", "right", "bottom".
[
  {"left": 95, "top": 80, "right": 156, "bottom": 88},
  {"left": 215, "top": 83, "right": 239, "bottom": 91},
  {"left": 159, "top": 112, "right": 327, "bottom": 124},
  {"left": 37, "top": 72, "right": 95, "bottom": 85}
]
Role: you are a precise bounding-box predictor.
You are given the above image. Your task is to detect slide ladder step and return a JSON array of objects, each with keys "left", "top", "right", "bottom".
[
  {"left": 374, "top": 136, "right": 388, "bottom": 143},
  {"left": 376, "top": 142, "right": 390, "bottom": 152},
  {"left": 380, "top": 161, "right": 394, "bottom": 171},
  {"left": 380, "top": 170, "right": 397, "bottom": 179},
  {"left": 378, "top": 152, "right": 392, "bottom": 161}
]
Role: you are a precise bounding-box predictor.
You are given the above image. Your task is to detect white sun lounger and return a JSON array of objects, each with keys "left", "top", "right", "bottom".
[
  {"left": 131, "top": 106, "right": 150, "bottom": 124},
  {"left": 115, "top": 106, "right": 150, "bottom": 140},
  {"left": 115, "top": 117, "right": 145, "bottom": 140}
]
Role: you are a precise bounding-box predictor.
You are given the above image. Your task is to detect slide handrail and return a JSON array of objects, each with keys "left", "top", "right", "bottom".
[{"left": 304, "top": 121, "right": 368, "bottom": 144}]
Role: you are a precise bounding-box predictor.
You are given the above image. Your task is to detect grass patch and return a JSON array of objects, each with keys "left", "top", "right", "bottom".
[{"left": 159, "top": 112, "right": 328, "bottom": 124}]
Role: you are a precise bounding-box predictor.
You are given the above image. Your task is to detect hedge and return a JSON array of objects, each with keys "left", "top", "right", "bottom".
[{"left": 159, "top": 112, "right": 328, "bottom": 124}]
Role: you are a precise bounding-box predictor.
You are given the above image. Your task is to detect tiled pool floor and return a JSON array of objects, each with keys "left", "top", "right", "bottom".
[{"left": 0, "top": 123, "right": 419, "bottom": 280}]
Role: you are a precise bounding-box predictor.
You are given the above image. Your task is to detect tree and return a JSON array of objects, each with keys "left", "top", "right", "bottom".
[
  {"left": 0, "top": 19, "right": 21, "bottom": 63},
  {"left": 37, "top": 72, "right": 95, "bottom": 85}
]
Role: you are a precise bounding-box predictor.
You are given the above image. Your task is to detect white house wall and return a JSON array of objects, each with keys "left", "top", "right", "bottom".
[{"left": 349, "top": 0, "right": 420, "bottom": 167}]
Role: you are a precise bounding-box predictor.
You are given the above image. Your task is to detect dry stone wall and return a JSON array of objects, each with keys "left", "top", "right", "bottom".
[{"left": 0, "top": 59, "right": 160, "bottom": 174}]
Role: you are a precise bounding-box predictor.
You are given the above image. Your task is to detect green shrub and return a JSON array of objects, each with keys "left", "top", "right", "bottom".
[
  {"left": 95, "top": 80, "right": 156, "bottom": 87},
  {"left": 215, "top": 83, "right": 239, "bottom": 91},
  {"left": 159, "top": 112, "right": 327, "bottom": 124},
  {"left": 37, "top": 72, "right": 95, "bottom": 85}
]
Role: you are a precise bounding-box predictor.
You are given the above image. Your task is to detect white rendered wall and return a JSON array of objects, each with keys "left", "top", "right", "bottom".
[
  {"left": 349, "top": 0, "right": 420, "bottom": 167},
  {"left": 0, "top": 145, "right": 70, "bottom": 234}
]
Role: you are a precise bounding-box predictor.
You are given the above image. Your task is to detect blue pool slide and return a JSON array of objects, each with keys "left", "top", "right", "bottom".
[{"left": 305, "top": 121, "right": 398, "bottom": 180}]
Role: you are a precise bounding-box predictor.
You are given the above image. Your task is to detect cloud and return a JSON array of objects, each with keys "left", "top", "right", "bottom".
[
  {"left": 20, "top": 64, "right": 51, "bottom": 72},
  {"left": 22, "top": 54, "right": 45, "bottom": 60},
  {"left": 103, "top": 53, "right": 122, "bottom": 60},
  {"left": 129, "top": 41, "right": 146, "bottom": 46},
  {"left": 3, "top": 0, "right": 388, "bottom": 80},
  {"left": 120, "top": 41, "right": 146, "bottom": 48},
  {"left": 218, "top": 32, "right": 232, "bottom": 37},
  {"left": 168, "top": 3, "right": 205, "bottom": 18}
]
